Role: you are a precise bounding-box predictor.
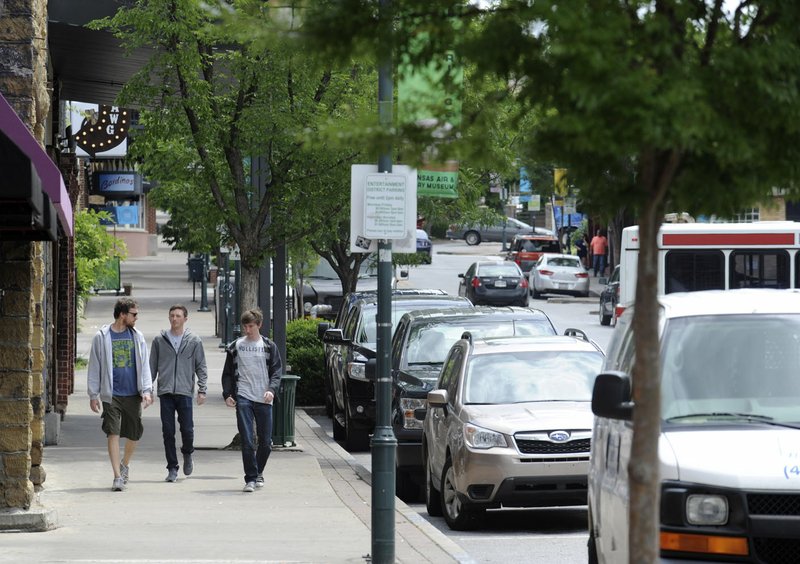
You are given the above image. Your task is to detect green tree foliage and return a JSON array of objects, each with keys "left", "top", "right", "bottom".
[
  {"left": 302, "top": 1, "right": 800, "bottom": 559},
  {"left": 91, "top": 0, "right": 378, "bottom": 309},
  {"left": 286, "top": 318, "right": 325, "bottom": 406},
  {"left": 74, "top": 209, "right": 127, "bottom": 300}
]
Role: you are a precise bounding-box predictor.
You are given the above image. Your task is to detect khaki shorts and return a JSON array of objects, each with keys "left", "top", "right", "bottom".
[{"left": 101, "top": 396, "right": 144, "bottom": 440}]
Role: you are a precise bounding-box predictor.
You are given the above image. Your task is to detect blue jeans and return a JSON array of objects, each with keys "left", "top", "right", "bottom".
[
  {"left": 593, "top": 254, "right": 607, "bottom": 277},
  {"left": 236, "top": 396, "right": 273, "bottom": 483},
  {"left": 160, "top": 394, "right": 194, "bottom": 471}
]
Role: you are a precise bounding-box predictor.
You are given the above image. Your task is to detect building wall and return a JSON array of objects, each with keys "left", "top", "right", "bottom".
[{"left": 0, "top": 0, "right": 52, "bottom": 509}]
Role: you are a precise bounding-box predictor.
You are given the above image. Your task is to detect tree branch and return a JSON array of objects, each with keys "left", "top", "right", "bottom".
[
  {"left": 313, "top": 70, "right": 332, "bottom": 103},
  {"left": 700, "top": 0, "right": 724, "bottom": 66}
]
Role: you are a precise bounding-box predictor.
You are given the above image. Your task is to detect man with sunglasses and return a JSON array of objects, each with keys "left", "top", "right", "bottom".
[{"left": 87, "top": 297, "right": 153, "bottom": 491}]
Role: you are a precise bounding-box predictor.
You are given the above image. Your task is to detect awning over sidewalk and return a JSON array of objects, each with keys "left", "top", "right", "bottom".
[{"left": 0, "top": 93, "right": 74, "bottom": 237}]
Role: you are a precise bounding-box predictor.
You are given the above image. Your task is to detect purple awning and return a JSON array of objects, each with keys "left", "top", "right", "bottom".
[{"left": 0, "top": 93, "right": 73, "bottom": 236}]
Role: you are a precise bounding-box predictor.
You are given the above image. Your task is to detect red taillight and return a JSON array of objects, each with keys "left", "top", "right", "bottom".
[
  {"left": 575, "top": 272, "right": 589, "bottom": 279},
  {"left": 615, "top": 305, "right": 626, "bottom": 318},
  {"left": 471, "top": 276, "right": 482, "bottom": 288},
  {"left": 538, "top": 269, "right": 554, "bottom": 276},
  {"left": 519, "top": 277, "right": 528, "bottom": 289}
]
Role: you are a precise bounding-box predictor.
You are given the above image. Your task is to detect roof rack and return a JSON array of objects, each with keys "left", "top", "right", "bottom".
[
  {"left": 563, "top": 327, "right": 590, "bottom": 342},
  {"left": 460, "top": 331, "right": 474, "bottom": 344}
]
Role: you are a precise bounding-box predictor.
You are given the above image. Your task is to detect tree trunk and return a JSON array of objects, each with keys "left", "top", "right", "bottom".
[
  {"left": 239, "top": 263, "right": 260, "bottom": 314},
  {"left": 628, "top": 154, "right": 671, "bottom": 562}
]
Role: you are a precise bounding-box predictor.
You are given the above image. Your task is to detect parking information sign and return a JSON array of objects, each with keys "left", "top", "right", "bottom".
[
  {"left": 350, "top": 165, "right": 417, "bottom": 253},
  {"left": 364, "top": 174, "right": 407, "bottom": 238}
]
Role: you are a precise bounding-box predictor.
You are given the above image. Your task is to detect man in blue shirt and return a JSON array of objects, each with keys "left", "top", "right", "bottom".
[{"left": 87, "top": 298, "right": 153, "bottom": 491}]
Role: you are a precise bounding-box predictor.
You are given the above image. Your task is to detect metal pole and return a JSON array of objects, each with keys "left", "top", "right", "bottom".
[
  {"left": 221, "top": 252, "right": 232, "bottom": 347},
  {"left": 233, "top": 258, "right": 242, "bottom": 339},
  {"left": 198, "top": 253, "right": 210, "bottom": 312},
  {"left": 372, "top": 0, "right": 396, "bottom": 561}
]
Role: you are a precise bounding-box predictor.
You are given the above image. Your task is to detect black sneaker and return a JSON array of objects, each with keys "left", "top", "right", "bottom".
[{"left": 183, "top": 453, "right": 193, "bottom": 476}]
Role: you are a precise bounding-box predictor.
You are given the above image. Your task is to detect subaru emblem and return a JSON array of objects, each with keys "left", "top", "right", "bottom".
[{"left": 549, "top": 431, "right": 570, "bottom": 442}]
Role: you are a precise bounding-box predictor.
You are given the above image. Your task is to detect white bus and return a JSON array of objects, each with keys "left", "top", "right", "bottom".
[{"left": 616, "top": 221, "right": 800, "bottom": 320}]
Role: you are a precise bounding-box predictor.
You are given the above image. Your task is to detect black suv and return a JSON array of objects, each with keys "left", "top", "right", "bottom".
[
  {"left": 385, "top": 306, "right": 558, "bottom": 499},
  {"left": 318, "top": 290, "right": 472, "bottom": 451}
]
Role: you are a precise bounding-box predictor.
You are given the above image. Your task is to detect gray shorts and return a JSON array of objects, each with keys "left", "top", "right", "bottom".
[{"left": 101, "top": 396, "right": 143, "bottom": 440}]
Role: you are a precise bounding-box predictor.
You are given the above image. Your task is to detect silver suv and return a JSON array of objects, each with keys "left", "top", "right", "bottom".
[{"left": 422, "top": 331, "right": 605, "bottom": 530}]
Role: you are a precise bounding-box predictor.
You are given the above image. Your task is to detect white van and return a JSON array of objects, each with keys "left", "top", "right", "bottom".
[
  {"left": 588, "top": 289, "right": 800, "bottom": 563},
  {"left": 614, "top": 221, "right": 800, "bottom": 323}
]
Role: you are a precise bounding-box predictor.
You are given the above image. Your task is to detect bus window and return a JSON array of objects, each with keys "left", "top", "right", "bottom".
[
  {"left": 730, "top": 251, "right": 789, "bottom": 289},
  {"left": 664, "top": 251, "right": 725, "bottom": 294}
]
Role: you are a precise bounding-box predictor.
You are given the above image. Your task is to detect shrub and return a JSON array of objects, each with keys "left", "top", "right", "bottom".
[{"left": 285, "top": 318, "right": 325, "bottom": 406}]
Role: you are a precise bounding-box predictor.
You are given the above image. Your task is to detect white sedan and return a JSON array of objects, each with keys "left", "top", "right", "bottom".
[{"left": 529, "top": 253, "right": 590, "bottom": 299}]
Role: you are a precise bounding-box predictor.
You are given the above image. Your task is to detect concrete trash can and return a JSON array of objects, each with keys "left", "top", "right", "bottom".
[{"left": 272, "top": 374, "right": 300, "bottom": 447}]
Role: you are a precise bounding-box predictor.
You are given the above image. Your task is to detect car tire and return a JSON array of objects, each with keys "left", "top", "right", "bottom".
[
  {"left": 424, "top": 448, "right": 442, "bottom": 517},
  {"left": 599, "top": 301, "right": 612, "bottom": 326},
  {"left": 324, "top": 371, "right": 333, "bottom": 418},
  {"left": 396, "top": 467, "right": 420, "bottom": 502},
  {"left": 464, "top": 231, "right": 481, "bottom": 246},
  {"left": 332, "top": 396, "right": 346, "bottom": 441},
  {"left": 344, "top": 409, "right": 370, "bottom": 452},
  {"left": 532, "top": 286, "right": 543, "bottom": 300},
  {"left": 441, "top": 458, "right": 483, "bottom": 530}
]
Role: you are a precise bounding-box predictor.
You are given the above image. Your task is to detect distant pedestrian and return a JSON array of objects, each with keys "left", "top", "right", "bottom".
[
  {"left": 87, "top": 298, "right": 153, "bottom": 492},
  {"left": 590, "top": 229, "right": 609, "bottom": 277},
  {"left": 222, "top": 309, "right": 283, "bottom": 493},
  {"left": 150, "top": 305, "right": 208, "bottom": 483},
  {"left": 576, "top": 236, "right": 588, "bottom": 269}
]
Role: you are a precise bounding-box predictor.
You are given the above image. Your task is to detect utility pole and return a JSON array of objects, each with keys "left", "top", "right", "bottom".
[{"left": 371, "top": 0, "right": 396, "bottom": 562}]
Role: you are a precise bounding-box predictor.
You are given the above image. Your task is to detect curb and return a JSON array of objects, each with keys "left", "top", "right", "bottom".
[{"left": 298, "top": 410, "right": 476, "bottom": 564}]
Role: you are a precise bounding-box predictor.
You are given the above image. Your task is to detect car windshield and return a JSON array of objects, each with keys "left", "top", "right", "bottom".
[
  {"left": 478, "top": 264, "right": 520, "bottom": 277},
  {"left": 661, "top": 314, "right": 800, "bottom": 425},
  {"left": 405, "top": 319, "right": 556, "bottom": 365},
  {"left": 464, "top": 351, "right": 604, "bottom": 404},
  {"left": 310, "top": 258, "right": 377, "bottom": 280}
]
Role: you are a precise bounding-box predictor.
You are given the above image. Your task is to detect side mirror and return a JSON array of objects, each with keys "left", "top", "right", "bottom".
[
  {"left": 427, "top": 389, "right": 448, "bottom": 407},
  {"left": 317, "top": 322, "right": 330, "bottom": 341},
  {"left": 322, "top": 328, "right": 347, "bottom": 345},
  {"left": 365, "top": 358, "right": 377, "bottom": 382},
  {"left": 592, "top": 371, "right": 633, "bottom": 421},
  {"left": 457, "top": 273, "right": 465, "bottom": 279},
  {"left": 414, "top": 407, "right": 427, "bottom": 421}
]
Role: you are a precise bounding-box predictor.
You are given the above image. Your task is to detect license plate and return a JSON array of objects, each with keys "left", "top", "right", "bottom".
[
  {"left": 557, "top": 283, "right": 568, "bottom": 289},
  {"left": 494, "top": 280, "right": 507, "bottom": 288}
]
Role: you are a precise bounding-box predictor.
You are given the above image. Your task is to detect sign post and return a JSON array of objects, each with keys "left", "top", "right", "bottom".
[{"left": 372, "top": 2, "right": 396, "bottom": 562}]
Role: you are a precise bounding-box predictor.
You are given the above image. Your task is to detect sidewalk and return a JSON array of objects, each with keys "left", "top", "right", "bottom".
[{"left": 4, "top": 243, "right": 470, "bottom": 563}]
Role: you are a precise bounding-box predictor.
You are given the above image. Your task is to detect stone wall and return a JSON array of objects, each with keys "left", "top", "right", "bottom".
[{"left": 0, "top": 0, "right": 52, "bottom": 510}]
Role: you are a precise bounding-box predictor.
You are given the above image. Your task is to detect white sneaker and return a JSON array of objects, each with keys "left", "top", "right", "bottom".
[
  {"left": 243, "top": 482, "right": 255, "bottom": 493},
  {"left": 255, "top": 475, "right": 264, "bottom": 488}
]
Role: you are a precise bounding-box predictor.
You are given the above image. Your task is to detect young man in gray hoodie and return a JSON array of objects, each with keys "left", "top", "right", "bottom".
[
  {"left": 88, "top": 298, "right": 153, "bottom": 492},
  {"left": 150, "top": 304, "right": 208, "bottom": 482}
]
